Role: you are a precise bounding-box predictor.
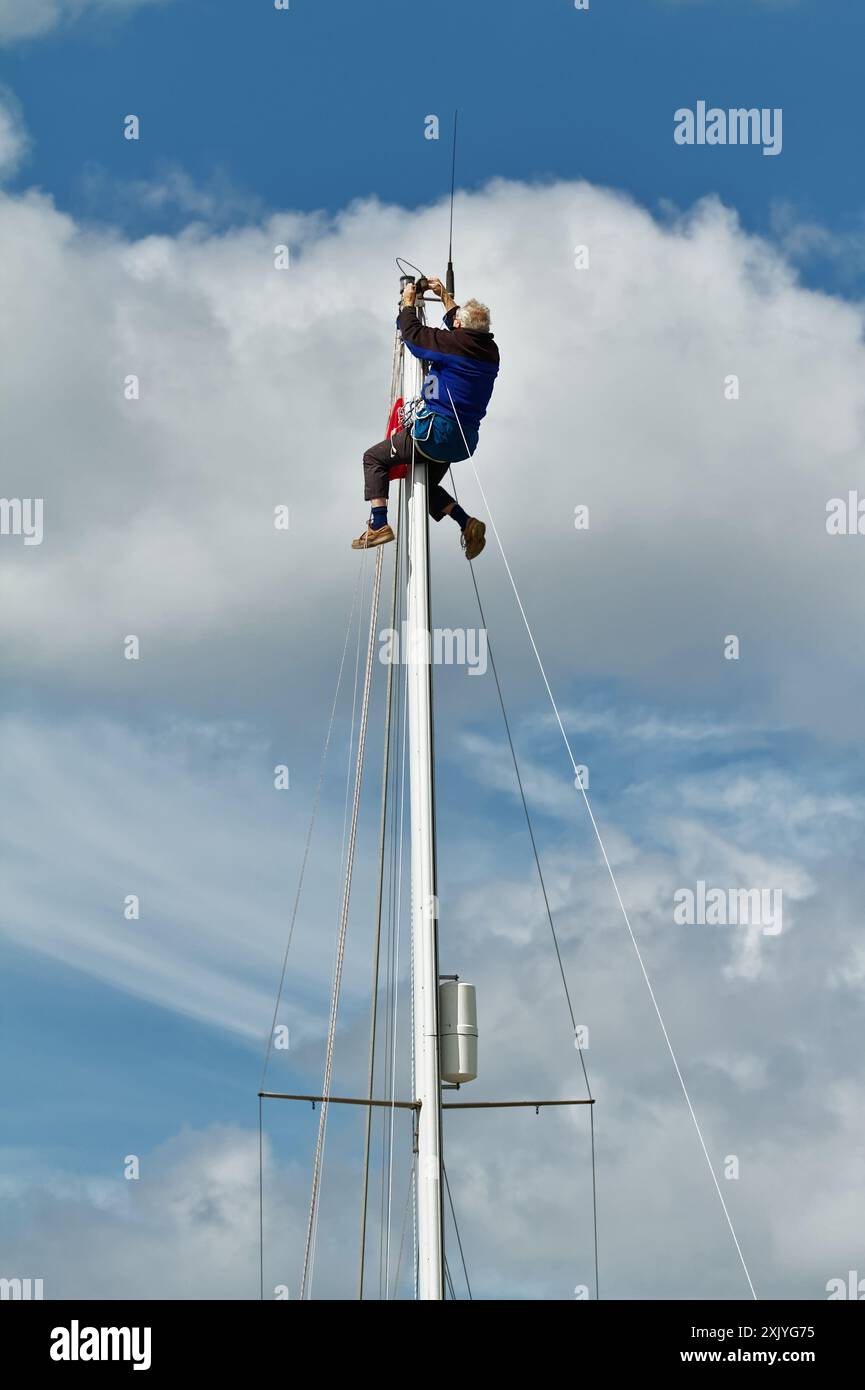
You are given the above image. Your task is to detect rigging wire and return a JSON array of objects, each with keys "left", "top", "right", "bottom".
[
  {"left": 446, "top": 387, "right": 758, "bottom": 1302},
  {"left": 301, "top": 545, "right": 386, "bottom": 1299},
  {"left": 359, "top": 341, "right": 408, "bottom": 1299},
  {"left": 258, "top": 1094, "right": 264, "bottom": 1301},
  {"left": 378, "top": 608, "right": 407, "bottom": 1300},
  {"left": 376, "top": 487, "right": 409, "bottom": 1299},
  {"left": 259, "top": 561, "right": 366, "bottom": 1090},
  {"left": 263, "top": 268, "right": 603, "bottom": 1300},
  {"left": 264, "top": 280, "right": 608, "bottom": 1302},
  {"left": 393, "top": 1153, "right": 417, "bottom": 1297},
  {"left": 445, "top": 462, "right": 599, "bottom": 1297},
  {"left": 304, "top": 565, "right": 370, "bottom": 1295},
  {"left": 406, "top": 424, "right": 421, "bottom": 1302},
  {"left": 257, "top": 565, "right": 370, "bottom": 1299},
  {"left": 339, "top": 550, "right": 369, "bottom": 910},
  {"left": 443, "top": 1163, "right": 473, "bottom": 1300}
]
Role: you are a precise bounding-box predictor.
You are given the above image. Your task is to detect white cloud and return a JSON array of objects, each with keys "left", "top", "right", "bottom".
[
  {"left": 1, "top": 712, "right": 863, "bottom": 1296},
  {"left": 559, "top": 705, "right": 775, "bottom": 746},
  {"left": 2, "top": 176, "right": 865, "bottom": 739},
  {"left": 2, "top": 1005, "right": 864, "bottom": 1299},
  {"left": 3, "top": 163, "right": 865, "bottom": 1297},
  {"left": 459, "top": 730, "right": 577, "bottom": 818},
  {"left": 0, "top": 712, "right": 390, "bottom": 1052},
  {"left": 81, "top": 161, "right": 265, "bottom": 228},
  {"left": 0, "top": 1128, "right": 297, "bottom": 1299},
  {"left": 0, "top": 0, "right": 167, "bottom": 42}
]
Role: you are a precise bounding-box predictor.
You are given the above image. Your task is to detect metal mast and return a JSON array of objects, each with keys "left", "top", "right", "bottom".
[
  {"left": 262, "top": 277, "right": 599, "bottom": 1301},
  {"left": 403, "top": 290, "right": 445, "bottom": 1300}
]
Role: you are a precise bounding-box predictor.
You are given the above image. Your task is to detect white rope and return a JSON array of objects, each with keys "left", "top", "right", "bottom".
[
  {"left": 384, "top": 650, "right": 409, "bottom": 1298},
  {"left": 446, "top": 388, "right": 758, "bottom": 1302},
  {"left": 304, "top": 538, "right": 374, "bottom": 1293},
  {"left": 411, "top": 1161, "right": 418, "bottom": 1303},
  {"left": 304, "top": 555, "right": 370, "bottom": 1293},
  {"left": 300, "top": 544, "right": 386, "bottom": 1300},
  {"left": 338, "top": 549, "right": 369, "bottom": 906},
  {"left": 259, "top": 562, "right": 365, "bottom": 1089},
  {"left": 377, "top": 556, "right": 402, "bottom": 1300},
  {"left": 393, "top": 1153, "right": 417, "bottom": 1297}
]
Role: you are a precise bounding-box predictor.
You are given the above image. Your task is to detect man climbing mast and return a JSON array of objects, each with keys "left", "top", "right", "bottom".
[{"left": 352, "top": 274, "right": 500, "bottom": 559}]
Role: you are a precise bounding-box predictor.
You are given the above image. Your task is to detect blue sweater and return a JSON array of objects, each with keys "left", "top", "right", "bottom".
[{"left": 397, "top": 306, "right": 500, "bottom": 433}]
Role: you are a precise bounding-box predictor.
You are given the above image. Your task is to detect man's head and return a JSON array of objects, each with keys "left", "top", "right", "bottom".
[{"left": 454, "top": 299, "right": 491, "bottom": 332}]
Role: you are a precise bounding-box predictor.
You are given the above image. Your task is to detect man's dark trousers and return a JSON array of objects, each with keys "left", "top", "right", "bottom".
[{"left": 363, "top": 429, "right": 462, "bottom": 520}]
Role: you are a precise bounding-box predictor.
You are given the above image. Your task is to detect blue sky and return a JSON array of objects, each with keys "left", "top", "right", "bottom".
[
  {"left": 3, "top": 0, "right": 865, "bottom": 1301},
  {"left": 3, "top": 0, "right": 864, "bottom": 289}
]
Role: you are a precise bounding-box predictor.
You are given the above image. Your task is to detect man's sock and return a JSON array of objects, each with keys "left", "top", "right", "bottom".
[
  {"left": 371, "top": 505, "right": 388, "bottom": 531},
  {"left": 449, "top": 504, "right": 470, "bottom": 531}
]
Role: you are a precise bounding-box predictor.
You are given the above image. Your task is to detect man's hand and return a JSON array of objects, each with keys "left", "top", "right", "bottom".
[
  {"left": 401, "top": 282, "right": 417, "bottom": 307},
  {"left": 427, "top": 275, "right": 458, "bottom": 317}
]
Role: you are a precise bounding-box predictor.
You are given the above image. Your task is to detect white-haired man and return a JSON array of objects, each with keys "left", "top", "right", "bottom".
[{"left": 353, "top": 276, "right": 500, "bottom": 560}]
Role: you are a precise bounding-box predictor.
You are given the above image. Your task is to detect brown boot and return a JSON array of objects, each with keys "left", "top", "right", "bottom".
[
  {"left": 461, "top": 517, "right": 486, "bottom": 561},
  {"left": 351, "top": 522, "right": 395, "bottom": 550}
]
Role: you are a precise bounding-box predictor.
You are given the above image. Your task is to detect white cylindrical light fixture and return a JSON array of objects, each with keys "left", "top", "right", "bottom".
[{"left": 439, "top": 981, "right": 478, "bottom": 1085}]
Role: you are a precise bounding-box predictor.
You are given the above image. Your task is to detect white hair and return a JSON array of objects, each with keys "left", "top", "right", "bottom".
[{"left": 457, "top": 298, "right": 491, "bottom": 332}]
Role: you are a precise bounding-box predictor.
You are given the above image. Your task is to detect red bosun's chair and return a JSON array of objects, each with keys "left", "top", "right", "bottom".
[{"left": 386, "top": 398, "right": 408, "bottom": 481}]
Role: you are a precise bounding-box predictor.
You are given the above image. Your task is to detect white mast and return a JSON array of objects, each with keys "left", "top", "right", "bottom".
[{"left": 403, "top": 290, "right": 445, "bottom": 1300}]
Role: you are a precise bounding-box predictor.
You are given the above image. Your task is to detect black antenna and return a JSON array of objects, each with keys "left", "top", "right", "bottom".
[{"left": 446, "top": 110, "right": 458, "bottom": 297}]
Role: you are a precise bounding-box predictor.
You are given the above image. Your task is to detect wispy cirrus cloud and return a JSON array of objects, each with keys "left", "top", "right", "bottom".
[
  {"left": 0, "top": 0, "right": 170, "bottom": 43},
  {"left": 80, "top": 162, "right": 265, "bottom": 232},
  {"left": 558, "top": 705, "right": 777, "bottom": 747},
  {"left": 0, "top": 86, "right": 29, "bottom": 178}
]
